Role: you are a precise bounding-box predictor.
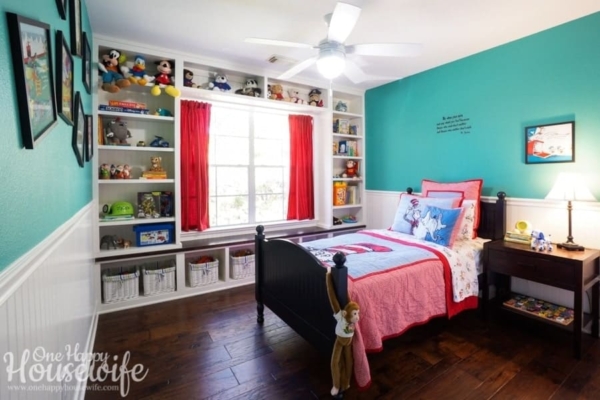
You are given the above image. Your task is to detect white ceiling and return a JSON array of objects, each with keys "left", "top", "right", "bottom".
[{"left": 86, "top": 0, "right": 600, "bottom": 90}]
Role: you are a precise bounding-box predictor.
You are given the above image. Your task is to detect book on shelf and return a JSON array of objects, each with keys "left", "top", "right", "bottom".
[
  {"left": 108, "top": 100, "right": 147, "bottom": 109},
  {"left": 99, "top": 105, "right": 150, "bottom": 115},
  {"left": 347, "top": 141, "right": 358, "bottom": 156},
  {"left": 503, "top": 293, "right": 574, "bottom": 326}
]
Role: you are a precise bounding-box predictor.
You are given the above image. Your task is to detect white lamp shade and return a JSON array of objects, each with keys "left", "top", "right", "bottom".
[
  {"left": 545, "top": 173, "right": 596, "bottom": 201},
  {"left": 316, "top": 53, "right": 345, "bottom": 80}
]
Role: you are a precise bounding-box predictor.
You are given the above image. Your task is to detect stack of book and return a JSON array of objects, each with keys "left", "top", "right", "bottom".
[
  {"left": 99, "top": 100, "right": 150, "bottom": 115},
  {"left": 346, "top": 186, "right": 359, "bottom": 205},
  {"left": 504, "top": 231, "right": 531, "bottom": 245}
]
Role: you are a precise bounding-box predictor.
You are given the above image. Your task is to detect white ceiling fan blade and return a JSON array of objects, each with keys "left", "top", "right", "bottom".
[
  {"left": 245, "top": 38, "right": 314, "bottom": 49},
  {"left": 278, "top": 57, "right": 318, "bottom": 80},
  {"left": 343, "top": 61, "right": 400, "bottom": 83},
  {"left": 327, "top": 2, "right": 361, "bottom": 43},
  {"left": 346, "top": 43, "right": 423, "bottom": 57}
]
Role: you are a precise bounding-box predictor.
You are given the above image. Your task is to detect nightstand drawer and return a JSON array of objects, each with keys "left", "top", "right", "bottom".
[{"left": 488, "top": 249, "right": 574, "bottom": 288}]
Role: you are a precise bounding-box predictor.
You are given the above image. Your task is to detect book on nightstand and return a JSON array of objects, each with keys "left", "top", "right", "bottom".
[{"left": 504, "top": 231, "right": 531, "bottom": 245}]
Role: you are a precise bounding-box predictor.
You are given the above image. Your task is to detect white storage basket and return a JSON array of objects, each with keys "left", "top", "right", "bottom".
[
  {"left": 102, "top": 267, "right": 140, "bottom": 304},
  {"left": 142, "top": 262, "right": 176, "bottom": 296},
  {"left": 187, "top": 259, "right": 219, "bottom": 287},
  {"left": 230, "top": 254, "right": 255, "bottom": 280}
]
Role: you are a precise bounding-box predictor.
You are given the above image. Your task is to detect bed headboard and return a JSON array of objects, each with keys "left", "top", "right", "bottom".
[{"left": 406, "top": 188, "right": 506, "bottom": 241}]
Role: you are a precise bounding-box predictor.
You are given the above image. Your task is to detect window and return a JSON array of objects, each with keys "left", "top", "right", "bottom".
[{"left": 209, "top": 105, "right": 290, "bottom": 227}]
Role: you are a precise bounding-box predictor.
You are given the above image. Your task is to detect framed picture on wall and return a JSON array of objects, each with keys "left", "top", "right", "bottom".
[
  {"left": 525, "top": 121, "right": 575, "bottom": 164},
  {"left": 6, "top": 12, "right": 58, "bottom": 149},
  {"left": 72, "top": 92, "right": 85, "bottom": 167},
  {"left": 55, "top": 0, "right": 67, "bottom": 20},
  {"left": 69, "top": 0, "right": 82, "bottom": 56},
  {"left": 85, "top": 114, "right": 93, "bottom": 161},
  {"left": 82, "top": 32, "right": 91, "bottom": 93},
  {"left": 56, "top": 30, "right": 74, "bottom": 125}
]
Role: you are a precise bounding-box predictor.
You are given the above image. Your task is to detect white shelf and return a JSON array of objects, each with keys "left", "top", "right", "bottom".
[
  {"left": 332, "top": 178, "right": 363, "bottom": 182},
  {"left": 98, "top": 179, "right": 174, "bottom": 184},
  {"left": 99, "top": 217, "right": 176, "bottom": 227},
  {"left": 333, "top": 155, "right": 363, "bottom": 160},
  {"left": 333, "top": 111, "right": 363, "bottom": 119},
  {"left": 333, "top": 133, "right": 362, "bottom": 139},
  {"left": 96, "top": 243, "right": 181, "bottom": 258},
  {"left": 98, "top": 110, "right": 174, "bottom": 122},
  {"left": 98, "top": 145, "right": 175, "bottom": 152},
  {"left": 333, "top": 204, "right": 362, "bottom": 209}
]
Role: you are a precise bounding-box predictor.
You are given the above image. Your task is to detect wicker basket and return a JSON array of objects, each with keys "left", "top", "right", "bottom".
[
  {"left": 141, "top": 262, "right": 176, "bottom": 296},
  {"left": 187, "top": 259, "right": 219, "bottom": 287},
  {"left": 230, "top": 254, "right": 255, "bottom": 280},
  {"left": 102, "top": 267, "right": 140, "bottom": 304}
]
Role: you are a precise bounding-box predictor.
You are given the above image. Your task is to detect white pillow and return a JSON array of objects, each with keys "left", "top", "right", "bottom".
[{"left": 455, "top": 200, "right": 476, "bottom": 241}]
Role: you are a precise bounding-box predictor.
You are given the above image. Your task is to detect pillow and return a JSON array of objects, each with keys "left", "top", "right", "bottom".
[
  {"left": 421, "top": 179, "right": 483, "bottom": 238},
  {"left": 391, "top": 194, "right": 463, "bottom": 234},
  {"left": 408, "top": 205, "right": 465, "bottom": 248},
  {"left": 455, "top": 200, "right": 476, "bottom": 241}
]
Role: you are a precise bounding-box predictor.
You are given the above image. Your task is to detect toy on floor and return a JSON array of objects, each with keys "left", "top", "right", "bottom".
[
  {"left": 151, "top": 59, "right": 180, "bottom": 97},
  {"left": 326, "top": 264, "right": 360, "bottom": 398},
  {"left": 98, "top": 49, "right": 131, "bottom": 93}
]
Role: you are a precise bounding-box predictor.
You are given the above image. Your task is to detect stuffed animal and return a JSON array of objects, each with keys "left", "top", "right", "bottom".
[
  {"left": 151, "top": 59, "right": 180, "bottom": 97},
  {"left": 98, "top": 49, "right": 131, "bottom": 93},
  {"left": 183, "top": 69, "right": 198, "bottom": 88},
  {"left": 326, "top": 268, "right": 360, "bottom": 398},
  {"left": 235, "top": 78, "right": 261, "bottom": 97},
  {"left": 308, "top": 88, "right": 323, "bottom": 107},
  {"left": 150, "top": 156, "right": 164, "bottom": 172},
  {"left": 335, "top": 101, "right": 348, "bottom": 112},
  {"left": 208, "top": 73, "right": 232, "bottom": 92},
  {"left": 267, "top": 84, "right": 272, "bottom": 99},
  {"left": 287, "top": 88, "right": 306, "bottom": 104},
  {"left": 104, "top": 118, "right": 132, "bottom": 145},
  {"left": 342, "top": 160, "right": 358, "bottom": 178},
  {"left": 269, "top": 84, "right": 284, "bottom": 100},
  {"left": 122, "top": 55, "right": 153, "bottom": 86}
]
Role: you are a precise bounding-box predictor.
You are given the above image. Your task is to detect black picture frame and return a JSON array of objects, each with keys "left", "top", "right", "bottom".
[
  {"left": 6, "top": 12, "right": 58, "bottom": 149},
  {"left": 72, "top": 92, "right": 85, "bottom": 167},
  {"left": 82, "top": 32, "right": 91, "bottom": 94},
  {"left": 69, "top": 0, "right": 82, "bottom": 56},
  {"left": 56, "top": 30, "right": 74, "bottom": 125},
  {"left": 55, "top": 0, "right": 67, "bottom": 20},
  {"left": 525, "top": 121, "right": 575, "bottom": 164},
  {"left": 85, "top": 114, "right": 93, "bottom": 162}
]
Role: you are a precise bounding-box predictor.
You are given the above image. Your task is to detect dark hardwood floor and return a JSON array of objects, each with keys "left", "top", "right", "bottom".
[{"left": 87, "top": 286, "right": 600, "bottom": 399}]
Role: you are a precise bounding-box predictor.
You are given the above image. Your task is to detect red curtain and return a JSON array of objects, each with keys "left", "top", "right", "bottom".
[
  {"left": 287, "top": 115, "right": 314, "bottom": 220},
  {"left": 180, "top": 100, "right": 211, "bottom": 231}
]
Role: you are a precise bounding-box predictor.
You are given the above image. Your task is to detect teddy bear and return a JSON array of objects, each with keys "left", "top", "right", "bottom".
[
  {"left": 122, "top": 54, "right": 154, "bottom": 86},
  {"left": 342, "top": 160, "right": 358, "bottom": 178},
  {"left": 308, "top": 88, "right": 323, "bottom": 107},
  {"left": 235, "top": 78, "right": 261, "bottom": 97},
  {"left": 209, "top": 73, "right": 232, "bottom": 92},
  {"left": 150, "top": 156, "right": 164, "bottom": 172},
  {"left": 183, "top": 69, "right": 198, "bottom": 88},
  {"left": 287, "top": 88, "right": 306, "bottom": 104},
  {"left": 269, "top": 84, "right": 284, "bottom": 100},
  {"left": 151, "top": 59, "right": 180, "bottom": 97},
  {"left": 98, "top": 49, "right": 131, "bottom": 93},
  {"left": 104, "top": 118, "right": 132, "bottom": 145}
]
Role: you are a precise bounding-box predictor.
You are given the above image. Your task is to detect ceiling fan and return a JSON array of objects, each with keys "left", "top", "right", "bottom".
[{"left": 245, "top": 1, "right": 422, "bottom": 83}]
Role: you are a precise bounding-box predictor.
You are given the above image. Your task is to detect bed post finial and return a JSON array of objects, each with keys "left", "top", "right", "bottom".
[
  {"left": 256, "top": 225, "right": 265, "bottom": 235},
  {"left": 255, "top": 225, "right": 265, "bottom": 323},
  {"left": 407, "top": 187, "right": 413, "bottom": 194},
  {"left": 332, "top": 252, "right": 346, "bottom": 268},
  {"left": 497, "top": 191, "right": 506, "bottom": 200},
  {"left": 331, "top": 252, "right": 349, "bottom": 308}
]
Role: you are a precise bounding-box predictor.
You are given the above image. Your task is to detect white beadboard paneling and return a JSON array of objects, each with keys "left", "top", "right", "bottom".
[
  {"left": 0, "top": 204, "right": 96, "bottom": 400},
  {"left": 366, "top": 190, "right": 600, "bottom": 315}
]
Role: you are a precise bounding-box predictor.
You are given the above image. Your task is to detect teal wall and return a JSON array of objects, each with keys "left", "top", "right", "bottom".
[
  {"left": 0, "top": 0, "right": 92, "bottom": 271},
  {"left": 365, "top": 12, "right": 600, "bottom": 199}
]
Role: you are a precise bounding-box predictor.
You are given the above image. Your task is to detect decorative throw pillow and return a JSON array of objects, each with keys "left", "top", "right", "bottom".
[
  {"left": 455, "top": 200, "right": 476, "bottom": 241},
  {"left": 421, "top": 179, "right": 483, "bottom": 238},
  {"left": 408, "top": 205, "right": 465, "bottom": 248},
  {"left": 391, "top": 194, "right": 463, "bottom": 235}
]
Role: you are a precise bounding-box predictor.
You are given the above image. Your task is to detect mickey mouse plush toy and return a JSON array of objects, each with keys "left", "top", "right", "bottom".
[
  {"left": 98, "top": 49, "right": 131, "bottom": 93},
  {"left": 151, "top": 59, "right": 181, "bottom": 97}
]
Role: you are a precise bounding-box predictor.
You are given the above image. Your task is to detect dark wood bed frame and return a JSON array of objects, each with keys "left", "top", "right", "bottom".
[{"left": 254, "top": 190, "right": 506, "bottom": 356}]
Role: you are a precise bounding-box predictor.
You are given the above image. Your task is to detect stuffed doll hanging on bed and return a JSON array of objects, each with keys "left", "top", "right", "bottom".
[{"left": 326, "top": 268, "right": 360, "bottom": 398}]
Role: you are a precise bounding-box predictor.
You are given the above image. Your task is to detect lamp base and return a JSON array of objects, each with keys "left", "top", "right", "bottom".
[{"left": 557, "top": 242, "right": 585, "bottom": 251}]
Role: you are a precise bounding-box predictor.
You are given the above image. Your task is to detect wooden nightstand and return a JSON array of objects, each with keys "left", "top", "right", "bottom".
[{"left": 483, "top": 240, "right": 600, "bottom": 358}]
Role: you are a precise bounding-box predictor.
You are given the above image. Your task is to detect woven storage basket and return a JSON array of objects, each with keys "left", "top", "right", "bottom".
[
  {"left": 230, "top": 254, "right": 255, "bottom": 280},
  {"left": 102, "top": 267, "right": 140, "bottom": 304},
  {"left": 187, "top": 259, "right": 219, "bottom": 287},
  {"left": 142, "top": 262, "right": 176, "bottom": 296}
]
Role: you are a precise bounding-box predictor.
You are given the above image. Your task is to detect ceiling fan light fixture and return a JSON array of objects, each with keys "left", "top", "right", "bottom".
[{"left": 317, "top": 50, "right": 346, "bottom": 80}]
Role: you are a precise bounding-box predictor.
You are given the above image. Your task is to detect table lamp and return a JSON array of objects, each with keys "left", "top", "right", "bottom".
[{"left": 545, "top": 173, "right": 596, "bottom": 251}]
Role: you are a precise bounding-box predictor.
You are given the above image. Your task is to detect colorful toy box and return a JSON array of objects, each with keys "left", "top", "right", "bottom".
[{"left": 133, "top": 223, "right": 174, "bottom": 247}]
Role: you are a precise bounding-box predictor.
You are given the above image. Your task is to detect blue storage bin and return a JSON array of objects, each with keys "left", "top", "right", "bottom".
[{"left": 133, "top": 223, "right": 174, "bottom": 247}]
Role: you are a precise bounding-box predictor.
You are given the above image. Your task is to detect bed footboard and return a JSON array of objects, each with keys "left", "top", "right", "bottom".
[{"left": 255, "top": 225, "right": 347, "bottom": 355}]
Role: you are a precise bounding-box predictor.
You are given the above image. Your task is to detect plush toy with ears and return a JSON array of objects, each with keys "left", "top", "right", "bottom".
[
  {"left": 151, "top": 59, "right": 180, "bottom": 97},
  {"left": 326, "top": 267, "right": 360, "bottom": 398}
]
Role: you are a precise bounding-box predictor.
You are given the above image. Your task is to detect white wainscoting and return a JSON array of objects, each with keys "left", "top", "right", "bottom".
[
  {"left": 367, "top": 190, "right": 600, "bottom": 314},
  {"left": 0, "top": 204, "right": 97, "bottom": 400}
]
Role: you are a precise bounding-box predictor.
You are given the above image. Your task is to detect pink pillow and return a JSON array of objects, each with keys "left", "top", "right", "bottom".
[{"left": 421, "top": 179, "right": 483, "bottom": 239}]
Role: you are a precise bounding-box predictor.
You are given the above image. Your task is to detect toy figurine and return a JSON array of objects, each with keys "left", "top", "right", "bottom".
[
  {"left": 98, "top": 49, "right": 131, "bottom": 93},
  {"left": 100, "top": 235, "right": 119, "bottom": 250},
  {"left": 531, "top": 230, "right": 552, "bottom": 252},
  {"left": 99, "top": 163, "right": 111, "bottom": 180},
  {"left": 335, "top": 100, "right": 348, "bottom": 112},
  {"left": 150, "top": 136, "right": 169, "bottom": 148},
  {"left": 151, "top": 59, "right": 180, "bottom": 97}
]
